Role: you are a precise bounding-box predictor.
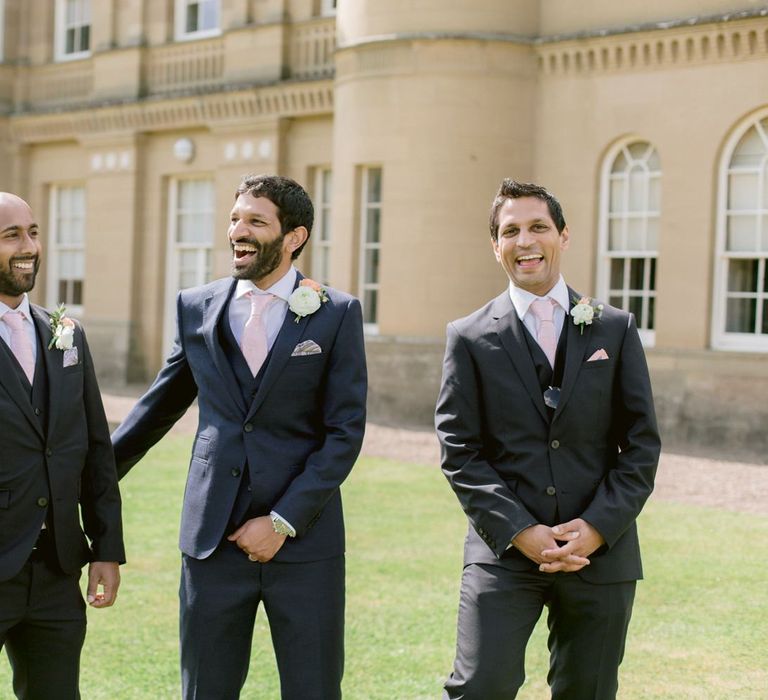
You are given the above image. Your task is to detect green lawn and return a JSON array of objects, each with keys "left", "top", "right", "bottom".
[{"left": 2, "top": 436, "right": 766, "bottom": 698}]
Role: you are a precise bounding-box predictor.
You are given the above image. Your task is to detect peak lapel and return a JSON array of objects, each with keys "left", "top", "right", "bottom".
[
  {"left": 0, "top": 331, "right": 42, "bottom": 439},
  {"left": 201, "top": 279, "right": 248, "bottom": 414},
  {"left": 492, "top": 293, "right": 549, "bottom": 423},
  {"left": 553, "top": 288, "right": 591, "bottom": 421}
]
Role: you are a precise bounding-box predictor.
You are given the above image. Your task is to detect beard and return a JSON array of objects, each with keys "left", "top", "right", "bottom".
[
  {"left": 231, "top": 236, "right": 286, "bottom": 282},
  {"left": 0, "top": 256, "right": 39, "bottom": 297}
]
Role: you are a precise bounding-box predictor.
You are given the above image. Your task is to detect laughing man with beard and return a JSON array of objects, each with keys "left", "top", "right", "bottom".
[
  {"left": 0, "top": 193, "right": 125, "bottom": 700},
  {"left": 112, "top": 175, "right": 367, "bottom": 700}
]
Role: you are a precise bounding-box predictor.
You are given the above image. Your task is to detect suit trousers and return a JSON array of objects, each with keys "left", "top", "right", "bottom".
[
  {"left": 444, "top": 563, "right": 636, "bottom": 700},
  {"left": 179, "top": 540, "right": 345, "bottom": 700},
  {"left": 0, "top": 537, "right": 87, "bottom": 700}
]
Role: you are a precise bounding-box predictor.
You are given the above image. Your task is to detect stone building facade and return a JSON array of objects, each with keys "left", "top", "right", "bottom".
[{"left": 2, "top": 0, "right": 767, "bottom": 449}]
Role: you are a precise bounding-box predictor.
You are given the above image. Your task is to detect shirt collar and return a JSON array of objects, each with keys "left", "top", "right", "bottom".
[
  {"left": 507, "top": 275, "right": 570, "bottom": 320},
  {"left": 234, "top": 266, "right": 297, "bottom": 303},
  {"left": 0, "top": 294, "right": 33, "bottom": 323}
]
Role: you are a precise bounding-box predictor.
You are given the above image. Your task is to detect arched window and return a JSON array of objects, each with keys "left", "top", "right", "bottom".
[
  {"left": 598, "top": 140, "right": 660, "bottom": 346},
  {"left": 713, "top": 113, "right": 768, "bottom": 351}
]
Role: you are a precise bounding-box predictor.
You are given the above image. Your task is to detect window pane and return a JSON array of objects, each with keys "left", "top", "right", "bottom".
[
  {"left": 80, "top": 25, "right": 90, "bottom": 52},
  {"left": 646, "top": 217, "right": 659, "bottom": 250},
  {"left": 320, "top": 209, "right": 331, "bottom": 242},
  {"left": 66, "top": 28, "right": 75, "bottom": 54},
  {"left": 629, "top": 258, "right": 645, "bottom": 290},
  {"left": 628, "top": 295, "right": 643, "bottom": 325},
  {"left": 726, "top": 297, "right": 756, "bottom": 333},
  {"left": 367, "top": 169, "right": 382, "bottom": 203},
  {"left": 627, "top": 142, "right": 649, "bottom": 161},
  {"left": 200, "top": 0, "right": 219, "bottom": 30},
  {"left": 608, "top": 219, "right": 624, "bottom": 250},
  {"left": 609, "top": 177, "right": 625, "bottom": 211},
  {"left": 611, "top": 151, "right": 627, "bottom": 173},
  {"left": 609, "top": 258, "right": 624, "bottom": 289},
  {"left": 186, "top": 3, "right": 199, "bottom": 33},
  {"left": 649, "top": 258, "right": 657, "bottom": 289},
  {"left": 728, "top": 172, "right": 759, "bottom": 210},
  {"left": 72, "top": 280, "right": 83, "bottom": 306},
  {"left": 727, "top": 259, "right": 758, "bottom": 292},
  {"left": 322, "top": 170, "right": 332, "bottom": 203},
  {"left": 364, "top": 249, "right": 379, "bottom": 284},
  {"left": 628, "top": 168, "right": 646, "bottom": 211},
  {"left": 609, "top": 295, "right": 623, "bottom": 309},
  {"left": 647, "top": 296, "right": 656, "bottom": 331},
  {"left": 762, "top": 215, "right": 768, "bottom": 252},
  {"left": 626, "top": 218, "right": 644, "bottom": 250},
  {"left": 731, "top": 125, "right": 767, "bottom": 167},
  {"left": 647, "top": 149, "right": 661, "bottom": 171},
  {"left": 727, "top": 215, "right": 758, "bottom": 252},
  {"left": 363, "top": 289, "right": 378, "bottom": 324},
  {"left": 366, "top": 208, "right": 380, "bottom": 243},
  {"left": 59, "top": 251, "right": 84, "bottom": 278}
]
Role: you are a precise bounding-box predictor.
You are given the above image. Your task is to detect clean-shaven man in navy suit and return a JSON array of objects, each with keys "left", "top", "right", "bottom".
[
  {"left": 436, "top": 180, "right": 661, "bottom": 699},
  {"left": 0, "top": 193, "right": 125, "bottom": 699},
  {"left": 112, "top": 175, "right": 367, "bottom": 700}
]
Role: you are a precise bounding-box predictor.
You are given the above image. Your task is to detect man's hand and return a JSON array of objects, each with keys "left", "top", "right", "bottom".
[
  {"left": 538, "top": 518, "right": 605, "bottom": 573},
  {"left": 87, "top": 562, "right": 120, "bottom": 607},
  {"left": 511, "top": 524, "right": 586, "bottom": 570},
  {"left": 227, "top": 516, "right": 287, "bottom": 563}
]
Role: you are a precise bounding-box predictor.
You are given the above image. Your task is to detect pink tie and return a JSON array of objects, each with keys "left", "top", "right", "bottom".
[
  {"left": 240, "top": 292, "right": 275, "bottom": 376},
  {"left": 2, "top": 310, "right": 35, "bottom": 384},
  {"left": 529, "top": 298, "right": 557, "bottom": 369}
]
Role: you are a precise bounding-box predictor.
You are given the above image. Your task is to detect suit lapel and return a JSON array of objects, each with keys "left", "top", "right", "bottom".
[
  {"left": 201, "top": 279, "right": 248, "bottom": 414},
  {"left": 553, "top": 287, "right": 591, "bottom": 421},
  {"left": 493, "top": 292, "right": 549, "bottom": 423},
  {"left": 0, "top": 328, "right": 42, "bottom": 439},
  {"left": 245, "top": 272, "right": 306, "bottom": 421},
  {"left": 30, "top": 306, "right": 54, "bottom": 438}
]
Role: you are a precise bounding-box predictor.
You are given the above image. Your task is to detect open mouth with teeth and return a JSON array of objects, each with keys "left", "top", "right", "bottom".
[
  {"left": 232, "top": 242, "right": 258, "bottom": 266},
  {"left": 516, "top": 254, "right": 544, "bottom": 269},
  {"left": 10, "top": 258, "right": 36, "bottom": 273}
]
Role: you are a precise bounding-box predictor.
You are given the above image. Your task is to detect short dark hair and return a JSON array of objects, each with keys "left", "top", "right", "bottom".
[
  {"left": 488, "top": 179, "right": 566, "bottom": 240},
  {"left": 236, "top": 174, "right": 314, "bottom": 259}
]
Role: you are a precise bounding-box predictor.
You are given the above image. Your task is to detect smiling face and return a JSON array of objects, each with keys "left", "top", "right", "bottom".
[
  {"left": 492, "top": 196, "right": 569, "bottom": 296},
  {"left": 0, "top": 193, "right": 42, "bottom": 308},
  {"left": 228, "top": 193, "right": 307, "bottom": 288}
]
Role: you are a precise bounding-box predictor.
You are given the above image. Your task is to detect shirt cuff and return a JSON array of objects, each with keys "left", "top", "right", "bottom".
[{"left": 270, "top": 511, "right": 296, "bottom": 537}]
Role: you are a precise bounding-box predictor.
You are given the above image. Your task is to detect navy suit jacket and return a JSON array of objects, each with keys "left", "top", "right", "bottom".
[
  {"left": 435, "top": 289, "right": 661, "bottom": 584},
  {"left": 112, "top": 274, "right": 367, "bottom": 562},
  {"left": 0, "top": 305, "right": 125, "bottom": 581}
]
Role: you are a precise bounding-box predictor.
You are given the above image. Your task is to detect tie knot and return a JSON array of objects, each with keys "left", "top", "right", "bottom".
[
  {"left": 248, "top": 291, "right": 274, "bottom": 316},
  {"left": 529, "top": 298, "right": 555, "bottom": 323},
  {"left": 2, "top": 310, "right": 26, "bottom": 330}
]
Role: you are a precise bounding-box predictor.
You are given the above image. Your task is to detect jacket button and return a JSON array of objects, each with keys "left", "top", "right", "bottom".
[
  {"left": 37, "top": 497, "right": 48, "bottom": 507},
  {"left": 244, "top": 423, "right": 253, "bottom": 433},
  {"left": 34, "top": 407, "right": 41, "bottom": 416},
  {"left": 546, "top": 486, "right": 556, "bottom": 496},
  {"left": 231, "top": 468, "right": 241, "bottom": 477},
  {"left": 46, "top": 448, "right": 53, "bottom": 457},
  {"left": 550, "top": 439, "right": 560, "bottom": 449}
]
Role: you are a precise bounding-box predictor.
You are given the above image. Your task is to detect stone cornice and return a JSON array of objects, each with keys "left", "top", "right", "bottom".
[
  {"left": 7, "top": 81, "right": 334, "bottom": 144},
  {"left": 337, "top": 31, "right": 535, "bottom": 52}
]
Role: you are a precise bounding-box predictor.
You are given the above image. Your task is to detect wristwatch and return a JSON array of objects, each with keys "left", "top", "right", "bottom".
[{"left": 270, "top": 513, "right": 294, "bottom": 537}]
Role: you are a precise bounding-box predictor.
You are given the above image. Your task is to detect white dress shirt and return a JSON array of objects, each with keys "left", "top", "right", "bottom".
[
  {"left": 507, "top": 275, "right": 571, "bottom": 349},
  {"left": 228, "top": 267, "right": 296, "bottom": 350},
  {"left": 228, "top": 267, "right": 298, "bottom": 537},
  {"left": 0, "top": 294, "right": 38, "bottom": 364}
]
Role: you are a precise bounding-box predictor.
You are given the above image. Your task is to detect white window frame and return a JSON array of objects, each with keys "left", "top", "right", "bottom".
[
  {"left": 54, "top": 0, "right": 91, "bottom": 62},
  {"left": 311, "top": 168, "right": 332, "bottom": 286},
  {"left": 163, "top": 177, "right": 216, "bottom": 356},
  {"left": 359, "top": 167, "right": 382, "bottom": 334},
  {"left": 597, "top": 139, "right": 660, "bottom": 347},
  {"left": 712, "top": 107, "right": 768, "bottom": 352},
  {"left": 0, "top": 0, "right": 6, "bottom": 62},
  {"left": 321, "top": 0, "right": 337, "bottom": 17},
  {"left": 46, "top": 185, "right": 86, "bottom": 317},
  {"left": 174, "top": 0, "right": 221, "bottom": 42}
]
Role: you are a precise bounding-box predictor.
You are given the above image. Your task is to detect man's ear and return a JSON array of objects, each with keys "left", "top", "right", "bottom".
[
  {"left": 491, "top": 236, "right": 502, "bottom": 262},
  {"left": 560, "top": 226, "right": 570, "bottom": 251},
  {"left": 285, "top": 226, "right": 309, "bottom": 254}
]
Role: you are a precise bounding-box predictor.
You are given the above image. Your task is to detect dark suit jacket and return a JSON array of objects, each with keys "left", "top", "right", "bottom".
[
  {"left": 0, "top": 305, "right": 125, "bottom": 582},
  {"left": 435, "top": 289, "right": 661, "bottom": 584},
  {"left": 112, "top": 274, "right": 367, "bottom": 562}
]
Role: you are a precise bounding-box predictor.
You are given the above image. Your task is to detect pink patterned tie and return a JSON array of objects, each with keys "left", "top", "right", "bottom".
[
  {"left": 2, "top": 310, "right": 35, "bottom": 384},
  {"left": 529, "top": 298, "right": 557, "bottom": 369},
  {"left": 240, "top": 292, "right": 275, "bottom": 376}
]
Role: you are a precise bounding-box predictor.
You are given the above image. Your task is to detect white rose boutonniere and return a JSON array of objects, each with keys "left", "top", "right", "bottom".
[
  {"left": 570, "top": 296, "right": 604, "bottom": 335},
  {"left": 288, "top": 279, "right": 329, "bottom": 323},
  {"left": 48, "top": 304, "right": 76, "bottom": 350}
]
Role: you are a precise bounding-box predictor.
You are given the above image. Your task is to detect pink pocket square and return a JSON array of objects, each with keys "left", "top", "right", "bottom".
[{"left": 587, "top": 348, "right": 609, "bottom": 362}]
